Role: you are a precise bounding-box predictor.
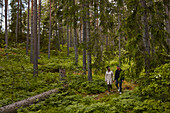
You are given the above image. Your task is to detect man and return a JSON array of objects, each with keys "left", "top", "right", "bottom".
[
  {"left": 105, "top": 66, "right": 114, "bottom": 93},
  {"left": 114, "top": 66, "right": 124, "bottom": 94}
]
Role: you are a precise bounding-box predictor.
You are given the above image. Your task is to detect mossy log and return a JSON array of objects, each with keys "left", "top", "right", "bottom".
[{"left": 0, "top": 89, "right": 58, "bottom": 113}]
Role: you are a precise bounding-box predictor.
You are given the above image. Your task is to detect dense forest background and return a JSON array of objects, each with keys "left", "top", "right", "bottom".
[{"left": 0, "top": 0, "right": 169, "bottom": 112}]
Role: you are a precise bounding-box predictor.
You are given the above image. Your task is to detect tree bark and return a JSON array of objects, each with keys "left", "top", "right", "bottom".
[
  {"left": 16, "top": 0, "right": 19, "bottom": 44},
  {"left": 67, "top": 0, "right": 69, "bottom": 56},
  {"left": 26, "top": 0, "right": 30, "bottom": 55},
  {"left": 5, "top": 0, "right": 8, "bottom": 57},
  {"left": 118, "top": 10, "right": 121, "bottom": 67},
  {"left": 48, "top": 0, "right": 51, "bottom": 59},
  {"left": 0, "top": 89, "right": 59, "bottom": 113},
  {"left": 58, "top": 20, "right": 60, "bottom": 51},
  {"left": 70, "top": 17, "right": 72, "bottom": 47},
  {"left": 19, "top": 0, "right": 22, "bottom": 35},
  {"left": 140, "top": 0, "right": 150, "bottom": 75},
  {"left": 74, "top": 0, "right": 78, "bottom": 65},
  {"left": 33, "top": 0, "right": 38, "bottom": 76},
  {"left": 82, "top": 0, "right": 86, "bottom": 75},
  {"left": 164, "top": 1, "right": 170, "bottom": 48},
  {"left": 86, "top": 0, "right": 92, "bottom": 81},
  {"left": 38, "top": 0, "right": 41, "bottom": 58},
  {"left": 30, "top": 0, "right": 34, "bottom": 63}
]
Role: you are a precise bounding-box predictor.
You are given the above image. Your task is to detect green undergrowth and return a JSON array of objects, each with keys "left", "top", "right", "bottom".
[{"left": 1, "top": 45, "right": 170, "bottom": 113}]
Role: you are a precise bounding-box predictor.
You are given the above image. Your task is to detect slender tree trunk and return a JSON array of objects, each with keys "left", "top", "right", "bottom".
[
  {"left": 141, "top": 0, "right": 150, "bottom": 75},
  {"left": 16, "top": 0, "right": 19, "bottom": 44},
  {"left": 57, "top": 0, "right": 60, "bottom": 51},
  {"left": 82, "top": 0, "right": 86, "bottom": 75},
  {"left": 70, "top": 21, "right": 72, "bottom": 47},
  {"left": 48, "top": 0, "right": 51, "bottom": 59},
  {"left": 164, "top": 1, "right": 170, "bottom": 49},
  {"left": 86, "top": 0, "right": 92, "bottom": 81},
  {"left": 19, "top": 0, "right": 22, "bottom": 35},
  {"left": 26, "top": 0, "right": 30, "bottom": 55},
  {"left": 118, "top": 10, "right": 121, "bottom": 67},
  {"left": 38, "top": 0, "right": 41, "bottom": 58},
  {"left": 30, "top": 0, "right": 34, "bottom": 63},
  {"left": 67, "top": 0, "right": 69, "bottom": 56},
  {"left": 58, "top": 20, "right": 60, "bottom": 51},
  {"left": 5, "top": 0, "right": 8, "bottom": 57},
  {"left": 79, "top": 18, "right": 82, "bottom": 43},
  {"left": 33, "top": 0, "right": 38, "bottom": 76},
  {"left": 149, "top": 0, "right": 155, "bottom": 57},
  {"left": 67, "top": 23, "right": 69, "bottom": 56},
  {"left": 106, "top": 35, "right": 108, "bottom": 50},
  {"left": 73, "top": 0, "right": 78, "bottom": 65},
  {"left": 0, "top": 0, "right": 2, "bottom": 33},
  {"left": 70, "top": 18, "right": 72, "bottom": 47}
]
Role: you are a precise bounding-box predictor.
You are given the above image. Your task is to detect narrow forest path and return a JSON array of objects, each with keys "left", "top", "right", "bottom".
[{"left": 85, "top": 80, "right": 137, "bottom": 100}]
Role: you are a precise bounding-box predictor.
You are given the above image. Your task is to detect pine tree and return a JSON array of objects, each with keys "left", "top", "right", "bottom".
[
  {"left": 33, "top": 0, "right": 38, "bottom": 76},
  {"left": 26, "top": 0, "right": 30, "bottom": 55}
]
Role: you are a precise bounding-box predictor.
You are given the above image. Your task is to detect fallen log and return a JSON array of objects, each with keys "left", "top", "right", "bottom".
[{"left": 0, "top": 89, "right": 59, "bottom": 113}]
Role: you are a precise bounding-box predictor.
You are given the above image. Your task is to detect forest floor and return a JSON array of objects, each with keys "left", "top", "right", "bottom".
[{"left": 83, "top": 80, "right": 137, "bottom": 100}]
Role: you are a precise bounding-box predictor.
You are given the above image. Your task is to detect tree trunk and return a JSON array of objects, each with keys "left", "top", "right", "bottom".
[
  {"left": 82, "top": 0, "right": 86, "bottom": 75},
  {"left": 57, "top": 0, "right": 60, "bottom": 51},
  {"left": 79, "top": 18, "right": 82, "bottom": 43},
  {"left": 164, "top": 1, "right": 170, "bottom": 49},
  {"left": 16, "top": 0, "right": 19, "bottom": 44},
  {"left": 106, "top": 35, "right": 108, "bottom": 50},
  {"left": 67, "top": 0, "right": 69, "bottom": 56},
  {"left": 0, "top": 0, "right": 2, "bottom": 34},
  {"left": 0, "top": 89, "right": 59, "bottom": 113},
  {"left": 48, "top": 0, "right": 51, "bottom": 59},
  {"left": 70, "top": 18, "right": 72, "bottom": 47},
  {"left": 86, "top": 0, "right": 92, "bottom": 81},
  {"left": 58, "top": 20, "right": 60, "bottom": 51},
  {"left": 19, "top": 0, "right": 22, "bottom": 35},
  {"left": 140, "top": 0, "right": 150, "bottom": 75},
  {"left": 30, "top": 0, "right": 34, "bottom": 63},
  {"left": 67, "top": 23, "right": 69, "bottom": 56},
  {"left": 118, "top": 10, "right": 121, "bottom": 67},
  {"left": 74, "top": 0, "right": 78, "bottom": 65},
  {"left": 5, "top": 0, "right": 8, "bottom": 57},
  {"left": 33, "top": 0, "right": 38, "bottom": 76},
  {"left": 38, "top": 0, "right": 41, "bottom": 58},
  {"left": 26, "top": 0, "right": 30, "bottom": 55}
]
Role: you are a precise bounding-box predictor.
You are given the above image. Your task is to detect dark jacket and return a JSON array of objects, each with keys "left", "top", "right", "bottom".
[{"left": 115, "top": 69, "right": 124, "bottom": 81}]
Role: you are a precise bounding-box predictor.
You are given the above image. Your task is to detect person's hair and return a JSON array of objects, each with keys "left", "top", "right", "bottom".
[{"left": 106, "top": 66, "right": 110, "bottom": 69}]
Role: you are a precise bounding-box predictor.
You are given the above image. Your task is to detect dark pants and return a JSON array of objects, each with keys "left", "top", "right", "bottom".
[
  {"left": 107, "top": 84, "right": 112, "bottom": 92},
  {"left": 115, "top": 80, "right": 122, "bottom": 92}
]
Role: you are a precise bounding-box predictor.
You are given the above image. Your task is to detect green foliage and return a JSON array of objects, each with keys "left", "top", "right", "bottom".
[{"left": 138, "top": 63, "right": 170, "bottom": 102}]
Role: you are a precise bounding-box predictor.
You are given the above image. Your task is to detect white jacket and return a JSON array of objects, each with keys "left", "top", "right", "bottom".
[{"left": 105, "top": 71, "right": 114, "bottom": 85}]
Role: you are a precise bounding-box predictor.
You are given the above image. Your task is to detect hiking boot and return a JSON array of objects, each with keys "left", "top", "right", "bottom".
[{"left": 118, "top": 88, "right": 120, "bottom": 92}]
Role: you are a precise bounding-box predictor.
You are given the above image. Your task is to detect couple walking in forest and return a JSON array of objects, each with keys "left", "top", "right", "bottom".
[{"left": 105, "top": 66, "right": 124, "bottom": 94}]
